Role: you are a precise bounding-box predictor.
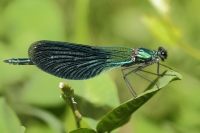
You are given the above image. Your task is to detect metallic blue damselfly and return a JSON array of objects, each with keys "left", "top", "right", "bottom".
[{"left": 4, "top": 40, "right": 174, "bottom": 97}]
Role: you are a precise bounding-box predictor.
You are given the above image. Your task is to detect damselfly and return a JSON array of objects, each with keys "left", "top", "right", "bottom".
[{"left": 4, "top": 40, "right": 174, "bottom": 97}]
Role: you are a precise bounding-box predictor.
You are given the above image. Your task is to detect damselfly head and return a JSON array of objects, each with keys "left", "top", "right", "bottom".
[{"left": 158, "top": 47, "right": 168, "bottom": 61}]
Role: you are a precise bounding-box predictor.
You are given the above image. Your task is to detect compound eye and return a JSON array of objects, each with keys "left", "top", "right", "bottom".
[
  {"left": 158, "top": 47, "right": 168, "bottom": 61},
  {"left": 161, "top": 51, "right": 167, "bottom": 56}
]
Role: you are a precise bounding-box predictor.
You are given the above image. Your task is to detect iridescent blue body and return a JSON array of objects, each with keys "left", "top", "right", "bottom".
[{"left": 4, "top": 40, "right": 170, "bottom": 97}]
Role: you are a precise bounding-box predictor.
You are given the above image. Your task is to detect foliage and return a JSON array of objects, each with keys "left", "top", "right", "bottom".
[{"left": 0, "top": 0, "right": 199, "bottom": 133}]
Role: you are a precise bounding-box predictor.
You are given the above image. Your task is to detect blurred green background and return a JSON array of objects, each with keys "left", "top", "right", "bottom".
[{"left": 0, "top": 0, "right": 200, "bottom": 133}]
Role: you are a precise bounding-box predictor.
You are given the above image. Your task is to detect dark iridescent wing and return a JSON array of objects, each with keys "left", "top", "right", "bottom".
[{"left": 28, "top": 40, "right": 133, "bottom": 80}]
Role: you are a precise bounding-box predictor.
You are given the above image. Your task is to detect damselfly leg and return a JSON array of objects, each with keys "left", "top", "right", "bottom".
[
  {"left": 122, "top": 66, "right": 139, "bottom": 97},
  {"left": 122, "top": 62, "right": 175, "bottom": 98},
  {"left": 157, "top": 63, "right": 176, "bottom": 76}
]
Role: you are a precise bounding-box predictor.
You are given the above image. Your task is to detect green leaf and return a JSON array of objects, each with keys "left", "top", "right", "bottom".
[
  {"left": 20, "top": 72, "right": 63, "bottom": 107},
  {"left": 74, "top": 0, "right": 90, "bottom": 42},
  {"left": 18, "top": 126, "right": 26, "bottom": 133},
  {"left": 84, "top": 75, "right": 120, "bottom": 108},
  {"left": 66, "top": 74, "right": 119, "bottom": 108},
  {"left": 0, "top": 97, "right": 22, "bottom": 133},
  {"left": 14, "top": 105, "right": 65, "bottom": 133},
  {"left": 69, "top": 128, "right": 97, "bottom": 133},
  {"left": 96, "top": 70, "right": 182, "bottom": 133},
  {"left": 149, "top": 0, "right": 170, "bottom": 18},
  {"left": 141, "top": 14, "right": 181, "bottom": 46},
  {"left": 73, "top": 95, "right": 113, "bottom": 121},
  {"left": 142, "top": 14, "right": 200, "bottom": 61},
  {"left": 66, "top": 75, "right": 119, "bottom": 121}
]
